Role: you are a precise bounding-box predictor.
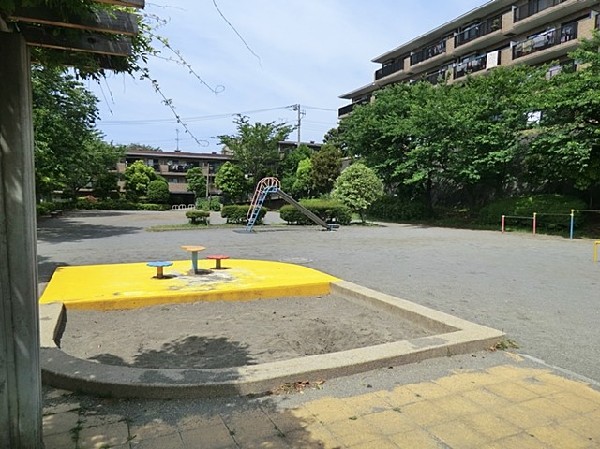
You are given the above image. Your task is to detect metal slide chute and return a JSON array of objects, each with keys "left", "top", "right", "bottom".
[{"left": 245, "top": 177, "right": 336, "bottom": 232}]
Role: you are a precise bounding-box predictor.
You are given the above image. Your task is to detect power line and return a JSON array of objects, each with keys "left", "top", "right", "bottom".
[{"left": 99, "top": 106, "right": 294, "bottom": 125}]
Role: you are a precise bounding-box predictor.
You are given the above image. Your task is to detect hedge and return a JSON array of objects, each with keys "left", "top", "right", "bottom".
[
  {"left": 186, "top": 209, "right": 210, "bottom": 225},
  {"left": 366, "top": 196, "right": 429, "bottom": 222},
  {"left": 74, "top": 197, "right": 169, "bottom": 211},
  {"left": 221, "top": 205, "right": 267, "bottom": 224},
  {"left": 279, "top": 199, "right": 351, "bottom": 225},
  {"left": 478, "top": 194, "right": 586, "bottom": 229}
]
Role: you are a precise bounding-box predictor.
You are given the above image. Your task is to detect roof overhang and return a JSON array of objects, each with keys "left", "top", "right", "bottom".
[{"left": 372, "top": 0, "right": 514, "bottom": 63}]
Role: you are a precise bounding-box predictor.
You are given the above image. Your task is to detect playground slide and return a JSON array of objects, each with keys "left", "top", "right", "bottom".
[
  {"left": 277, "top": 190, "right": 333, "bottom": 230},
  {"left": 244, "top": 177, "right": 337, "bottom": 232}
]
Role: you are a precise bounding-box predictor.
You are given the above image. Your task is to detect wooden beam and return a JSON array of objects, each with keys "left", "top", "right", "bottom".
[
  {"left": 93, "top": 0, "right": 145, "bottom": 8},
  {"left": 9, "top": 7, "right": 138, "bottom": 36},
  {"left": 22, "top": 25, "right": 133, "bottom": 57}
]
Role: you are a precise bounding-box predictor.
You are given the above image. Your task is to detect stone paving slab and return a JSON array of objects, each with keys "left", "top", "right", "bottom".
[{"left": 42, "top": 354, "right": 600, "bottom": 449}]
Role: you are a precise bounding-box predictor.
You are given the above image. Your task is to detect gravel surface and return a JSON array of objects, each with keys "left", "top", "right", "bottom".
[{"left": 38, "top": 210, "right": 600, "bottom": 383}]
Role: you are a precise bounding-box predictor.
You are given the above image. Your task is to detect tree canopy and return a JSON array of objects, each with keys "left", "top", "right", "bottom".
[
  {"left": 32, "top": 66, "right": 123, "bottom": 200},
  {"left": 218, "top": 115, "right": 293, "bottom": 185},
  {"left": 124, "top": 160, "right": 161, "bottom": 199},
  {"left": 332, "top": 163, "right": 383, "bottom": 222},
  {"left": 186, "top": 167, "right": 207, "bottom": 200},
  {"left": 215, "top": 161, "right": 247, "bottom": 203}
]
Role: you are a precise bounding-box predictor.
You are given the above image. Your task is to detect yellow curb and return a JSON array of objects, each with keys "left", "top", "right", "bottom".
[{"left": 39, "top": 259, "right": 339, "bottom": 310}]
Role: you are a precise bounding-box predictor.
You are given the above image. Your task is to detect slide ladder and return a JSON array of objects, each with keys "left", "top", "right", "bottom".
[
  {"left": 245, "top": 177, "right": 280, "bottom": 232},
  {"left": 245, "top": 177, "right": 337, "bottom": 232}
]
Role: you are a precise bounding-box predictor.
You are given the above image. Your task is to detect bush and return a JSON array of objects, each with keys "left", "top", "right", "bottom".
[
  {"left": 367, "top": 196, "right": 429, "bottom": 222},
  {"left": 196, "top": 197, "right": 222, "bottom": 211},
  {"left": 146, "top": 180, "right": 170, "bottom": 204},
  {"left": 137, "top": 203, "right": 170, "bottom": 211},
  {"left": 37, "top": 202, "right": 56, "bottom": 216},
  {"left": 279, "top": 199, "right": 352, "bottom": 225},
  {"left": 75, "top": 197, "right": 137, "bottom": 210},
  {"left": 186, "top": 209, "right": 210, "bottom": 225},
  {"left": 221, "top": 205, "right": 266, "bottom": 224},
  {"left": 478, "top": 194, "right": 586, "bottom": 230}
]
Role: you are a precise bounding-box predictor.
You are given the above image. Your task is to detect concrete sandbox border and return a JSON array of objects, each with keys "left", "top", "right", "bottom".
[{"left": 39, "top": 280, "right": 504, "bottom": 398}]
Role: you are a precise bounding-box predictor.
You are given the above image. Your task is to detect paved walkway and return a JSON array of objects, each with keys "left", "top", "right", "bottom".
[{"left": 42, "top": 353, "right": 600, "bottom": 448}]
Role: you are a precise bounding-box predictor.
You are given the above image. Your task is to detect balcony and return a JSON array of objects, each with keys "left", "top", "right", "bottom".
[
  {"left": 514, "top": 0, "right": 567, "bottom": 22},
  {"left": 338, "top": 103, "right": 354, "bottom": 117},
  {"left": 375, "top": 60, "right": 403, "bottom": 80},
  {"left": 455, "top": 14, "right": 503, "bottom": 47},
  {"left": 410, "top": 39, "right": 446, "bottom": 66},
  {"left": 512, "top": 23, "right": 577, "bottom": 60},
  {"left": 454, "top": 54, "right": 488, "bottom": 79}
]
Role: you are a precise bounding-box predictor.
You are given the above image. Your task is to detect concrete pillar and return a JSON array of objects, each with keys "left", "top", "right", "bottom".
[{"left": 0, "top": 33, "right": 43, "bottom": 449}]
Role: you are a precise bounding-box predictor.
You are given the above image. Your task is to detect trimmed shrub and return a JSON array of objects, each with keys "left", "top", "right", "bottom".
[
  {"left": 221, "top": 205, "right": 266, "bottom": 224},
  {"left": 221, "top": 204, "right": 267, "bottom": 224},
  {"left": 137, "top": 203, "right": 170, "bottom": 211},
  {"left": 478, "top": 194, "right": 586, "bottom": 230},
  {"left": 367, "top": 196, "right": 429, "bottom": 222},
  {"left": 75, "top": 197, "right": 137, "bottom": 210},
  {"left": 279, "top": 199, "right": 351, "bottom": 225},
  {"left": 186, "top": 209, "right": 210, "bottom": 225}
]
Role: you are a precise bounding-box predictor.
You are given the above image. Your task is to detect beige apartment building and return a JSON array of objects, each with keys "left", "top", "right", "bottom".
[
  {"left": 116, "top": 150, "right": 232, "bottom": 202},
  {"left": 339, "top": 0, "right": 600, "bottom": 117},
  {"left": 117, "top": 141, "right": 322, "bottom": 201}
]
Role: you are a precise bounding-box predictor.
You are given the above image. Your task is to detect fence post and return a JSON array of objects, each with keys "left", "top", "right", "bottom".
[{"left": 570, "top": 209, "right": 575, "bottom": 240}]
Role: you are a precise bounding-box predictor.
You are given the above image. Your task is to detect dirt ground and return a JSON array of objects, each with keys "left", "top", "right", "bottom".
[{"left": 59, "top": 294, "right": 434, "bottom": 369}]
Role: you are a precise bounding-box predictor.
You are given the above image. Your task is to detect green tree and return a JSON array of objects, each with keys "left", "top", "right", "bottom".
[
  {"left": 146, "top": 179, "right": 170, "bottom": 204},
  {"left": 215, "top": 161, "right": 248, "bottom": 203},
  {"left": 186, "top": 167, "right": 207, "bottom": 200},
  {"left": 32, "top": 66, "right": 123, "bottom": 200},
  {"left": 218, "top": 115, "right": 293, "bottom": 184},
  {"left": 446, "top": 65, "right": 540, "bottom": 206},
  {"left": 124, "top": 160, "right": 160, "bottom": 199},
  {"left": 280, "top": 144, "right": 312, "bottom": 193},
  {"left": 291, "top": 158, "right": 313, "bottom": 198},
  {"left": 310, "top": 144, "right": 342, "bottom": 196},
  {"left": 337, "top": 83, "right": 414, "bottom": 190},
  {"left": 527, "top": 32, "right": 600, "bottom": 204},
  {"left": 332, "top": 163, "right": 383, "bottom": 222},
  {"left": 125, "top": 143, "right": 162, "bottom": 152},
  {"left": 336, "top": 67, "right": 540, "bottom": 210}
]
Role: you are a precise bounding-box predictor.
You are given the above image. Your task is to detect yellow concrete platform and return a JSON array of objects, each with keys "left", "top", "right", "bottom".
[{"left": 39, "top": 259, "right": 339, "bottom": 310}]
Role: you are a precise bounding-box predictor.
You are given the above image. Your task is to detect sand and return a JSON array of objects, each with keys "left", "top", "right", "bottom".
[{"left": 59, "top": 294, "right": 435, "bottom": 369}]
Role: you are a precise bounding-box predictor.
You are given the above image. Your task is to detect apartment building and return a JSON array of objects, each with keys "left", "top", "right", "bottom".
[
  {"left": 116, "top": 150, "right": 232, "bottom": 202},
  {"left": 339, "top": 0, "right": 600, "bottom": 117},
  {"left": 117, "top": 141, "right": 322, "bottom": 201}
]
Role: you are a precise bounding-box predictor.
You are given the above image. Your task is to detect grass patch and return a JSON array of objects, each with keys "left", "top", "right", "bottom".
[
  {"left": 146, "top": 224, "right": 226, "bottom": 232},
  {"left": 492, "top": 339, "right": 519, "bottom": 351}
]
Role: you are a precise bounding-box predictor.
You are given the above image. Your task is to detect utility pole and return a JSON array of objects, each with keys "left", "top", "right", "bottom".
[
  {"left": 175, "top": 128, "right": 180, "bottom": 151},
  {"left": 291, "top": 104, "right": 305, "bottom": 147}
]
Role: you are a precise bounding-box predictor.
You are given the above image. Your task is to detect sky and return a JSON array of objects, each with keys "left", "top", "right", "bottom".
[{"left": 89, "top": 0, "right": 486, "bottom": 153}]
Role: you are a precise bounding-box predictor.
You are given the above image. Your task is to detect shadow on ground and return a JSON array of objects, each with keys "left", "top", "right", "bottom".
[
  {"left": 37, "top": 218, "right": 139, "bottom": 243},
  {"left": 43, "top": 333, "right": 335, "bottom": 448},
  {"left": 88, "top": 335, "right": 257, "bottom": 369}
]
